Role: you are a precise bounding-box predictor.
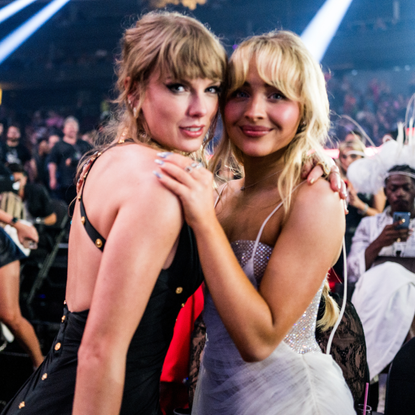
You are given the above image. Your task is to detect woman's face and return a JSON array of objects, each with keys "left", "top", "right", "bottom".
[
  {"left": 224, "top": 61, "right": 301, "bottom": 159},
  {"left": 339, "top": 151, "right": 362, "bottom": 172},
  {"left": 140, "top": 72, "right": 221, "bottom": 153}
]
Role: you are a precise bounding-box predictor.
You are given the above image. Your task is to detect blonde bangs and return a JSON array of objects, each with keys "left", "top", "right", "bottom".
[
  {"left": 227, "top": 38, "right": 302, "bottom": 104},
  {"left": 158, "top": 23, "right": 226, "bottom": 83},
  {"left": 256, "top": 49, "right": 302, "bottom": 103}
]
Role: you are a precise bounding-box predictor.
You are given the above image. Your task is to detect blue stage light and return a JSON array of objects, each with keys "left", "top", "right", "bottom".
[
  {"left": 0, "top": 0, "right": 70, "bottom": 65},
  {"left": 301, "top": 0, "right": 354, "bottom": 62},
  {"left": 0, "top": 0, "right": 37, "bottom": 24}
]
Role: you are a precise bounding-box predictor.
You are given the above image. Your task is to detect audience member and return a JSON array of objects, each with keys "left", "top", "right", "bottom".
[
  {"left": 9, "top": 164, "right": 56, "bottom": 226},
  {"left": 338, "top": 139, "right": 386, "bottom": 253},
  {"left": 349, "top": 165, "right": 415, "bottom": 382},
  {"left": 0, "top": 124, "right": 31, "bottom": 168},
  {"left": 344, "top": 130, "right": 363, "bottom": 143},
  {"left": 0, "top": 209, "right": 42, "bottom": 369},
  {"left": 48, "top": 117, "right": 91, "bottom": 205},
  {"left": 30, "top": 134, "right": 59, "bottom": 189}
]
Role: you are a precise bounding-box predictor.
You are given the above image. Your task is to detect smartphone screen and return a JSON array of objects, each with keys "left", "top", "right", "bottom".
[{"left": 393, "top": 212, "right": 411, "bottom": 229}]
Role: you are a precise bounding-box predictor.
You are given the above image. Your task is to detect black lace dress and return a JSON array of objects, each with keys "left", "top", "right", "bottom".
[{"left": 316, "top": 292, "right": 369, "bottom": 411}]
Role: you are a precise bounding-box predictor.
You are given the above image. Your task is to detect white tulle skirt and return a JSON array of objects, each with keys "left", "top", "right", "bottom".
[{"left": 192, "top": 340, "right": 355, "bottom": 415}]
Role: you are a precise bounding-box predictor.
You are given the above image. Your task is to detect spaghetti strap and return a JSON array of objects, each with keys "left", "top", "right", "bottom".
[
  {"left": 250, "top": 181, "right": 306, "bottom": 260},
  {"left": 214, "top": 184, "right": 228, "bottom": 208}
]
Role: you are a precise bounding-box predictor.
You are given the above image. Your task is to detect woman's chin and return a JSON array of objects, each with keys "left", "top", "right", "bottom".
[{"left": 153, "top": 138, "right": 203, "bottom": 154}]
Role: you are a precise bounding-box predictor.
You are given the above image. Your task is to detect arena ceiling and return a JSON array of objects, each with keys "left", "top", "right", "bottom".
[{"left": 0, "top": 0, "right": 414, "bottom": 90}]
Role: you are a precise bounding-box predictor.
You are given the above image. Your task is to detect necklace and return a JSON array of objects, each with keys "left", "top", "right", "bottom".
[{"left": 240, "top": 169, "right": 283, "bottom": 191}]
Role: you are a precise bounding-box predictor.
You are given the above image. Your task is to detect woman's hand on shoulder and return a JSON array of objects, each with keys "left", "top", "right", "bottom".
[
  {"left": 153, "top": 153, "right": 216, "bottom": 231},
  {"left": 302, "top": 155, "right": 348, "bottom": 208}
]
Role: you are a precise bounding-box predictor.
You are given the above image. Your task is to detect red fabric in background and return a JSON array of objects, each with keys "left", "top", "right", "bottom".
[
  {"left": 161, "top": 285, "right": 204, "bottom": 382},
  {"left": 328, "top": 268, "right": 341, "bottom": 290}
]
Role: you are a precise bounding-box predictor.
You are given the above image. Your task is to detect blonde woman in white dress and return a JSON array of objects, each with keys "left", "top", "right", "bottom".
[{"left": 155, "top": 31, "right": 355, "bottom": 415}]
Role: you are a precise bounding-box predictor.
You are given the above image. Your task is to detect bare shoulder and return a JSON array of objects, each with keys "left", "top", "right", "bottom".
[
  {"left": 106, "top": 144, "right": 178, "bottom": 198},
  {"left": 293, "top": 178, "right": 344, "bottom": 217},
  {"left": 285, "top": 178, "right": 345, "bottom": 240},
  {"left": 86, "top": 144, "right": 182, "bottom": 222}
]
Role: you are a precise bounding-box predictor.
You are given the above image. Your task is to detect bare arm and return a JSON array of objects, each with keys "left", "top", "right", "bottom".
[
  {"left": 372, "top": 188, "right": 386, "bottom": 213},
  {"left": 43, "top": 212, "right": 57, "bottom": 226},
  {"left": 157, "top": 157, "right": 344, "bottom": 362},
  {"left": 73, "top": 179, "right": 182, "bottom": 415},
  {"left": 0, "top": 210, "right": 38, "bottom": 243},
  {"left": 348, "top": 183, "right": 386, "bottom": 217},
  {"left": 48, "top": 162, "right": 57, "bottom": 189}
]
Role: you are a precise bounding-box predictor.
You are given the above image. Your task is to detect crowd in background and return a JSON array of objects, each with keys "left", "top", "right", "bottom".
[{"left": 2, "top": 70, "right": 415, "bottom": 156}]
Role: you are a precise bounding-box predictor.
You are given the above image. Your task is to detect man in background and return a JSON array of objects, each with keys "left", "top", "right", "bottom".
[
  {"left": 48, "top": 117, "right": 91, "bottom": 205},
  {"left": 0, "top": 124, "right": 31, "bottom": 168}
]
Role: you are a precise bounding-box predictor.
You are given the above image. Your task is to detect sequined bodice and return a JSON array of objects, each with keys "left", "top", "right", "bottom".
[{"left": 204, "top": 240, "right": 322, "bottom": 355}]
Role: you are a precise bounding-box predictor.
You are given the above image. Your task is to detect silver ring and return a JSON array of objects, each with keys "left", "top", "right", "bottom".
[
  {"left": 185, "top": 166, "right": 193, "bottom": 173},
  {"left": 195, "top": 162, "right": 203, "bottom": 169}
]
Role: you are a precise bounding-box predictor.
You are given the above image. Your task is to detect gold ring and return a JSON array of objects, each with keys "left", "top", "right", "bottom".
[{"left": 316, "top": 161, "right": 331, "bottom": 177}]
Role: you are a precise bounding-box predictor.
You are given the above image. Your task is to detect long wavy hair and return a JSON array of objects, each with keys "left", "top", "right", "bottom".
[
  {"left": 77, "top": 11, "right": 227, "bottom": 180},
  {"left": 211, "top": 31, "right": 338, "bottom": 331}
]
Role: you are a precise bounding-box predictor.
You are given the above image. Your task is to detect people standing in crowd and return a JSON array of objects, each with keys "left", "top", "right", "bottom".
[
  {"left": 30, "top": 133, "right": 60, "bottom": 190},
  {"left": 0, "top": 125, "right": 31, "bottom": 168},
  {"left": 29, "top": 138, "right": 49, "bottom": 188},
  {"left": 0, "top": 209, "right": 42, "bottom": 369},
  {"left": 156, "top": 30, "right": 354, "bottom": 414},
  {"left": 338, "top": 139, "right": 386, "bottom": 253},
  {"left": 48, "top": 117, "right": 91, "bottom": 205}
]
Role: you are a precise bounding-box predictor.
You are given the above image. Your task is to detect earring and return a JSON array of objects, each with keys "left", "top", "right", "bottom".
[{"left": 133, "top": 106, "right": 138, "bottom": 119}]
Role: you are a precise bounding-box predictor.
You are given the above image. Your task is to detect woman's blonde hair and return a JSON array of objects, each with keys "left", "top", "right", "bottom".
[
  {"left": 211, "top": 31, "right": 338, "bottom": 331},
  {"left": 338, "top": 139, "right": 366, "bottom": 176},
  {"left": 115, "top": 11, "right": 226, "bottom": 148},
  {"left": 78, "top": 11, "right": 227, "bottom": 180}
]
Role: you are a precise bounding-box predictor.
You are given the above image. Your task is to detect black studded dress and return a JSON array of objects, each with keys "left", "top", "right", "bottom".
[{"left": 1, "top": 147, "right": 204, "bottom": 415}]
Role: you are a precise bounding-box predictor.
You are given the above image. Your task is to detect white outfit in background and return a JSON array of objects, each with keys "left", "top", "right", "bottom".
[{"left": 348, "top": 207, "right": 415, "bottom": 379}]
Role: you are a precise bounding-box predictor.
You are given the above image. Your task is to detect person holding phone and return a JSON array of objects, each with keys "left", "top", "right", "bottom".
[
  {"left": 348, "top": 164, "right": 415, "bottom": 383},
  {"left": 348, "top": 164, "right": 415, "bottom": 277}
]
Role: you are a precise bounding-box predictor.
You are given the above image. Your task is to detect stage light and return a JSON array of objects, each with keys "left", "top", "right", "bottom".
[
  {"left": 301, "top": 0, "right": 354, "bottom": 62},
  {"left": 0, "top": 0, "right": 37, "bottom": 24},
  {"left": 0, "top": 0, "right": 70, "bottom": 65}
]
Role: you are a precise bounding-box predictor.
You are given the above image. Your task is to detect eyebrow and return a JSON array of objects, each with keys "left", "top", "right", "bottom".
[{"left": 242, "top": 80, "right": 276, "bottom": 88}]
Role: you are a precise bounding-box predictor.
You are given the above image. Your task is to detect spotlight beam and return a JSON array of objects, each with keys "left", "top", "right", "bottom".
[
  {"left": 0, "top": 0, "right": 37, "bottom": 24},
  {"left": 0, "top": 0, "right": 70, "bottom": 65},
  {"left": 301, "top": 0, "right": 354, "bottom": 62}
]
